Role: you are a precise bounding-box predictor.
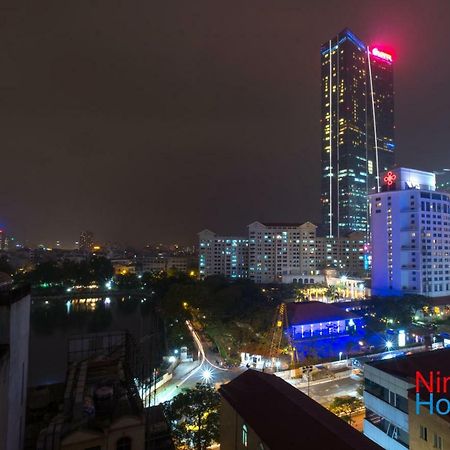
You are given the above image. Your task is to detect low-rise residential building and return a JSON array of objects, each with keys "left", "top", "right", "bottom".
[
  {"left": 220, "top": 369, "right": 382, "bottom": 450},
  {"left": 137, "top": 254, "right": 194, "bottom": 275}
]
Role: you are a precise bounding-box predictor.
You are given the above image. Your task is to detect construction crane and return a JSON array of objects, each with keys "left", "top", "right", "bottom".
[{"left": 267, "top": 303, "right": 298, "bottom": 370}]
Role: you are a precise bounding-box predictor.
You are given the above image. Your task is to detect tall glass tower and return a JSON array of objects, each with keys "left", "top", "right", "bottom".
[{"left": 320, "top": 28, "right": 394, "bottom": 238}]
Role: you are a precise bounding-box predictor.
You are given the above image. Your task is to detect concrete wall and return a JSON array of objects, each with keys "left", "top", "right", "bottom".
[
  {"left": 0, "top": 353, "right": 10, "bottom": 450},
  {"left": 0, "top": 293, "right": 30, "bottom": 450},
  {"left": 220, "top": 397, "right": 269, "bottom": 450},
  {"left": 408, "top": 398, "right": 450, "bottom": 450},
  {"left": 364, "top": 420, "right": 408, "bottom": 450},
  {"left": 61, "top": 416, "right": 145, "bottom": 450},
  {"left": 7, "top": 294, "right": 30, "bottom": 450}
]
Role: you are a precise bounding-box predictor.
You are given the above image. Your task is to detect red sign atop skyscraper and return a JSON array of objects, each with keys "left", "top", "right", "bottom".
[{"left": 371, "top": 47, "right": 393, "bottom": 63}]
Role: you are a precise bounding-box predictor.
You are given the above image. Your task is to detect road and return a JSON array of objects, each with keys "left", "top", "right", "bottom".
[
  {"left": 297, "top": 375, "right": 361, "bottom": 406},
  {"left": 149, "top": 320, "right": 243, "bottom": 405}
]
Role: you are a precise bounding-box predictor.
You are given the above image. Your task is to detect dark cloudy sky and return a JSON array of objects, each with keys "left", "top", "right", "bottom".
[{"left": 1, "top": 0, "right": 449, "bottom": 247}]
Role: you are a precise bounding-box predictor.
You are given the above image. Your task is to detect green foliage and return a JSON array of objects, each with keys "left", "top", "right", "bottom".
[
  {"left": 366, "top": 295, "right": 428, "bottom": 330},
  {"left": 164, "top": 383, "right": 220, "bottom": 450},
  {"left": 328, "top": 396, "right": 363, "bottom": 424},
  {"left": 115, "top": 272, "right": 140, "bottom": 290},
  {"left": 25, "top": 256, "right": 114, "bottom": 288},
  {"left": 0, "top": 255, "right": 14, "bottom": 274}
]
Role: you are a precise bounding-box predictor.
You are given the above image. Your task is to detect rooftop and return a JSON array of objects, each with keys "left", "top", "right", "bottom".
[
  {"left": 368, "top": 348, "right": 450, "bottom": 382},
  {"left": 259, "top": 222, "right": 304, "bottom": 227},
  {"left": 287, "top": 301, "right": 360, "bottom": 326},
  {"left": 37, "top": 353, "right": 144, "bottom": 449},
  {"left": 220, "top": 370, "right": 382, "bottom": 450}
]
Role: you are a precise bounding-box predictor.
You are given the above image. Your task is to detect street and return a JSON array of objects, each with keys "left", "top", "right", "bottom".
[
  {"left": 297, "top": 374, "right": 361, "bottom": 406},
  {"left": 149, "top": 320, "right": 243, "bottom": 405}
]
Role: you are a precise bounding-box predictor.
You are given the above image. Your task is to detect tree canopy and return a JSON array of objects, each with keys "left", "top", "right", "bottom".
[{"left": 163, "top": 383, "right": 220, "bottom": 450}]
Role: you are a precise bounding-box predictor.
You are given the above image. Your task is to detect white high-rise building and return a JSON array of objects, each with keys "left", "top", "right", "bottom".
[
  {"left": 370, "top": 167, "right": 450, "bottom": 297},
  {"left": 248, "top": 222, "right": 319, "bottom": 284},
  {"left": 198, "top": 230, "right": 248, "bottom": 279}
]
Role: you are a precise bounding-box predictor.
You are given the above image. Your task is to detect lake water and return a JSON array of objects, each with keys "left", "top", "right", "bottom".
[{"left": 29, "top": 294, "right": 163, "bottom": 386}]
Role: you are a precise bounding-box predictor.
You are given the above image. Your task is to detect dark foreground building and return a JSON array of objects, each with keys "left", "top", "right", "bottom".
[
  {"left": 0, "top": 281, "right": 31, "bottom": 450},
  {"left": 219, "top": 369, "right": 382, "bottom": 450},
  {"left": 321, "top": 28, "right": 395, "bottom": 238}
]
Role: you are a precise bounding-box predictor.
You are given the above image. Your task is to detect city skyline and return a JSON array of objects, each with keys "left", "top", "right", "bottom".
[
  {"left": 320, "top": 28, "right": 395, "bottom": 238},
  {"left": 1, "top": 1, "right": 450, "bottom": 246}
]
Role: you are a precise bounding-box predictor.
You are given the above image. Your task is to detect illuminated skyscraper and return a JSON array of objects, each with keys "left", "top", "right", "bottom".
[
  {"left": 320, "top": 28, "right": 395, "bottom": 238},
  {"left": 79, "top": 230, "right": 94, "bottom": 252}
]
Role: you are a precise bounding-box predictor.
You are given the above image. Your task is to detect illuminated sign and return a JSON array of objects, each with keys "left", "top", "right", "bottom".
[
  {"left": 371, "top": 47, "right": 393, "bottom": 63},
  {"left": 398, "top": 330, "right": 406, "bottom": 347},
  {"left": 384, "top": 171, "right": 397, "bottom": 186}
]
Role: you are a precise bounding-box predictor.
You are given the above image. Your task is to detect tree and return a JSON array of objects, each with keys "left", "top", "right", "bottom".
[
  {"left": 328, "top": 396, "right": 363, "bottom": 425},
  {"left": 367, "top": 295, "right": 428, "bottom": 329},
  {"left": 0, "top": 255, "right": 13, "bottom": 274},
  {"left": 164, "top": 383, "right": 220, "bottom": 450}
]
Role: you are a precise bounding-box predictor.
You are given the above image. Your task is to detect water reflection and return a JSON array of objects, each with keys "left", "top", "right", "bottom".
[{"left": 30, "top": 295, "right": 161, "bottom": 386}]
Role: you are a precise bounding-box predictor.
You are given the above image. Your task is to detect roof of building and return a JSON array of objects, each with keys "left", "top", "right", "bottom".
[
  {"left": 219, "top": 370, "right": 382, "bottom": 450},
  {"left": 259, "top": 222, "right": 305, "bottom": 227},
  {"left": 428, "top": 295, "right": 450, "bottom": 307},
  {"left": 368, "top": 348, "right": 450, "bottom": 382},
  {"left": 287, "top": 301, "right": 360, "bottom": 326},
  {"left": 37, "top": 352, "right": 144, "bottom": 450}
]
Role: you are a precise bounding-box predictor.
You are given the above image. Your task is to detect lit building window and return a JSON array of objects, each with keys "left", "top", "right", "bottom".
[{"left": 242, "top": 424, "right": 248, "bottom": 447}]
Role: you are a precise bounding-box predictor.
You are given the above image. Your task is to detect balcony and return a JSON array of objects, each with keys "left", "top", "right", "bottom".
[
  {"left": 364, "top": 420, "right": 409, "bottom": 450},
  {"left": 400, "top": 208, "right": 417, "bottom": 213},
  {"left": 400, "top": 264, "right": 418, "bottom": 270},
  {"left": 401, "top": 246, "right": 417, "bottom": 251},
  {"left": 400, "top": 226, "right": 417, "bottom": 232},
  {"left": 363, "top": 391, "right": 409, "bottom": 431}
]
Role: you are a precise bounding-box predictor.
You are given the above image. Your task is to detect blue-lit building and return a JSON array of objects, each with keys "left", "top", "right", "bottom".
[
  {"left": 198, "top": 229, "right": 248, "bottom": 279},
  {"left": 287, "top": 301, "right": 362, "bottom": 339},
  {"left": 370, "top": 167, "right": 450, "bottom": 297},
  {"left": 321, "top": 28, "right": 395, "bottom": 238}
]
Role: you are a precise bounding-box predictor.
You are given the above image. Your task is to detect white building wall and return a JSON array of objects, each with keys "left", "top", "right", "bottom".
[
  {"left": 198, "top": 230, "right": 248, "bottom": 279},
  {"left": 363, "top": 364, "right": 413, "bottom": 449},
  {"left": 371, "top": 167, "right": 450, "bottom": 297},
  {"left": 364, "top": 420, "right": 408, "bottom": 450}
]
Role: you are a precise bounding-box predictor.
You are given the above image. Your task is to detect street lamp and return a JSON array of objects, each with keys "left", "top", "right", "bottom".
[
  {"left": 339, "top": 351, "right": 343, "bottom": 361},
  {"left": 201, "top": 368, "right": 213, "bottom": 384},
  {"left": 386, "top": 340, "right": 393, "bottom": 350}
]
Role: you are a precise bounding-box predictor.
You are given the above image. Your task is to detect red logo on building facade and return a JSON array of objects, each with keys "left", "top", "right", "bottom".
[{"left": 384, "top": 171, "right": 397, "bottom": 186}]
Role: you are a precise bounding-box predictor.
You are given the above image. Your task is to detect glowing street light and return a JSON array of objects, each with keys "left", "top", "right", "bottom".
[
  {"left": 386, "top": 340, "right": 393, "bottom": 350},
  {"left": 201, "top": 368, "right": 213, "bottom": 384}
]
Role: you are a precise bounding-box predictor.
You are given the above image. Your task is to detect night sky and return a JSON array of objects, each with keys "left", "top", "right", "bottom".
[{"left": 1, "top": 1, "right": 449, "bottom": 247}]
